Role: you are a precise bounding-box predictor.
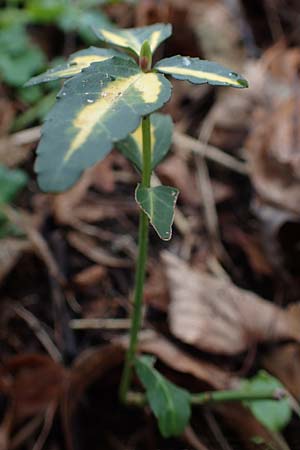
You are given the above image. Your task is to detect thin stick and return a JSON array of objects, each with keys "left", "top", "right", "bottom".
[{"left": 173, "top": 130, "right": 248, "bottom": 175}]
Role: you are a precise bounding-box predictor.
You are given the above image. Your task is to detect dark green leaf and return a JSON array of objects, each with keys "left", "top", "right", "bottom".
[
  {"left": 155, "top": 56, "right": 248, "bottom": 88},
  {"left": 116, "top": 113, "right": 173, "bottom": 171},
  {"left": 135, "top": 184, "right": 178, "bottom": 240},
  {"left": 135, "top": 356, "right": 191, "bottom": 438},
  {"left": 241, "top": 371, "right": 292, "bottom": 432}
]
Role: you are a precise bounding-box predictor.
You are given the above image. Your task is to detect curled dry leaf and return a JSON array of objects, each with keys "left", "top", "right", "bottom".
[
  {"left": 247, "top": 97, "right": 300, "bottom": 214},
  {"left": 163, "top": 251, "right": 300, "bottom": 355}
]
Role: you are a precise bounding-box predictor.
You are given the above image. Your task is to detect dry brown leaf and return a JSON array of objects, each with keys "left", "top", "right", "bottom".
[
  {"left": 144, "top": 261, "right": 170, "bottom": 311},
  {"left": 163, "top": 251, "right": 300, "bottom": 355},
  {"left": 136, "top": 330, "right": 238, "bottom": 390},
  {"left": 0, "top": 238, "right": 32, "bottom": 284},
  {"left": 53, "top": 152, "right": 124, "bottom": 226},
  {"left": 53, "top": 169, "right": 94, "bottom": 225},
  {"left": 157, "top": 154, "right": 200, "bottom": 207},
  {"left": 263, "top": 343, "right": 300, "bottom": 399},
  {"left": 247, "top": 97, "right": 300, "bottom": 213},
  {"left": 1, "top": 354, "right": 65, "bottom": 423}
]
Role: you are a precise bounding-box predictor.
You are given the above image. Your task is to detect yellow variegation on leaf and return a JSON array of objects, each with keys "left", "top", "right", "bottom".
[
  {"left": 155, "top": 56, "right": 248, "bottom": 88},
  {"left": 25, "top": 47, "right": 131, "bottom": 86},
  {"left": 35, "top": 57, "right": 172, "bottom": 192},
  {"left": 93, "top": 23, "right": 172, "bottom": 56},
  {"left": 117, "top": 113, "right": 173, "bottom": 171}
]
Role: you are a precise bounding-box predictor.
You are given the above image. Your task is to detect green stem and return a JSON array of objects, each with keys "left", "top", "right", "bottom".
[
  {"left": 191, "top": 388, "right": 286, "bottom": 405},
  {"left": 126, "top": 387, "right": 286, "bottom": 407},
  {"left": 119, "top": 116, "right": 152, "bottom": 403}
]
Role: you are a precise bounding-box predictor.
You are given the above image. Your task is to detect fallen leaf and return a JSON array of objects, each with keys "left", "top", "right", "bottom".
[
  {"left": 157, "top": 154, "right": 200, "bottom": 207},
  {"left": 1, "top": 354, "right": 65, "bottom": 423},
  {"left": 247, "top": 97, "right": 300, "bottom": 214},
  {"left": 137, "top": 331, "right": 237, "bottom": 390},
  {"left": 263, "top": 342, "right": 300, "bottom": 399},
  {"left": 163, "top": 251, "right": 300, "bottom": 355}
]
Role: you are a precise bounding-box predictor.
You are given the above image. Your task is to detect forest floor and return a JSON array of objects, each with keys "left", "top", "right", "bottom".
[{"left": 1, "top": 0, "right": 300, "bottom": 449}]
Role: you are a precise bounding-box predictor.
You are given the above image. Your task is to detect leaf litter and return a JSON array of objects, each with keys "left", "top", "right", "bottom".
[{"left": 2, "top": 1, "right": 300, "bottom": 449}]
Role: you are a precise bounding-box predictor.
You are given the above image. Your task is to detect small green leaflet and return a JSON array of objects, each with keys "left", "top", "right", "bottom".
[
  {"left": 0, "top": 25, "right": 45, "bottom": 87},
  {"left": 35, "top": 57, "right": 172, "bottom": 192},
  {"left": 25, "top": 47, "right": 130, "bottom": 86},
  {"left": 135, "top": 356, "right": 191, "bottom": 438},
  {"left": 135, "top": 184, "right": 178, "bottom": 241},
  {"left": 116, "top": 113, "right": 173, "bottom": 171},
  {"left": 93, "top": 23, "right": 172, "bottom": 56},
  {"left": 0, "top": 165, "right": 28, "bottom": 238},
  {"left": 155, "top": 56, "right": 248, "bottom": 88},
  {"left": 241, "top": 371, "right": 292, "bottom": 432},
  {"left": 0, "top": 165, "right": 28, "bottom": 204}
]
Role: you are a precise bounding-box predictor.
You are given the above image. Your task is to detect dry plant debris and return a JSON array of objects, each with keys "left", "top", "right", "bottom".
[{"left": 163, "top": 251, "right": 300, "bottom": 355}]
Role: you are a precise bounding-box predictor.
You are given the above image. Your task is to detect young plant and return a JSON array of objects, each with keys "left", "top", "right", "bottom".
[{"left": 26, "top": 22, "right": 295, "bottom": 438}]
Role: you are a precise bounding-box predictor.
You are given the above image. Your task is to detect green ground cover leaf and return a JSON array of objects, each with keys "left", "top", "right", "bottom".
[
  {"left": 241, "top": 371, "right": 292, "bottom": 432},
  {"left": 135, "top": 356, "right": 191, "bottom": 438}
]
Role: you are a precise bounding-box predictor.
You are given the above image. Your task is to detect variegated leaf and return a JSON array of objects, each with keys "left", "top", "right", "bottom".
[
  {"left": 35, "top": 57, "right": 172, "bottom": 192},
  {"left": 93, "top": 23, "right": 172, "bottom": 56},
  {"left": 155, "top": 56, "right": 248, "bottom": 88},
  {"left": 116, "top": 113, "right": 173, "bottom": 171},
  {"left": 25, "top": 47, "right": 130, "bottom": 86},
  {"left": 135, "top": 184, "right": 179, "bottom": 240}
]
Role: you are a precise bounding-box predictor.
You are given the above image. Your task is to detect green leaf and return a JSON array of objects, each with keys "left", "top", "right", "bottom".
[
  {"left": 25, "top": 46, "right": 129, "bottom": 86},
  {"left": 0, "top": 165, "right": 28, "bottom": 238},
  {"left": 35, "top": 57, "right": 172, "bottom": 192},
  {"left": 93, "top": 23, "right": 172, "bottom": 56},
  {"left": 26, "top": 0, "right": 68, "bottom": 23},
  {"left": 116, "top": 113, "right": 173, "bottom": 171},
  {"left": 0, "top": 165, "right": 28, "bottom": 204},
  {"left": 135, "top": 184, "right": 178, "bottom": 240},
  {"left": 0, "top": 25, "right": 45, "bottom": 87},
  {"left": 155, "top": 56, "right": 248, "bottom": 88},
  {"left": 241, "top": 371, "right": 292, "bottom": 432},
  {"left": 135, "top": 356, "right": 191, "bottom": 438}
]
